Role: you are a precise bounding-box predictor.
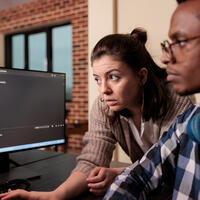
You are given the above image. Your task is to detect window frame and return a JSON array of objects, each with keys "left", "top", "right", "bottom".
[{"left": 5, "top": 22, "right": 72, "bottom": 102}]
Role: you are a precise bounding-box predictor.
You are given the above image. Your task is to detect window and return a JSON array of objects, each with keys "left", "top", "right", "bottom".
[
  {"left": 5, "top": 23, "right": 73, "bottom": 101},
  {"left": 12, "top": 34, "right": 25, "bottom": 69},
  {"left": 28, "top": 32, "right": 47, "bottom": 71}
]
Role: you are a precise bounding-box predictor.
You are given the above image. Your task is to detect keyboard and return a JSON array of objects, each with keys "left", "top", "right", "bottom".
[{"left": 0, "top": 179, "right": 30, "bottom": 194}]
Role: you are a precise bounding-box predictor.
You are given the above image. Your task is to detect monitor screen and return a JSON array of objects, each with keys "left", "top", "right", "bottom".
[{"left": 0, "top": 68, "right": 66, "bottom": 172}]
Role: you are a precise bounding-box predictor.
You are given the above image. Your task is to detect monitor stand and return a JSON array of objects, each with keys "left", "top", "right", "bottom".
[
  {"left": 0, "top": 152, "right": 10, "bottom": 173},
  {"left": 0, "top": 153, "right": 40, "bottom": 182}
]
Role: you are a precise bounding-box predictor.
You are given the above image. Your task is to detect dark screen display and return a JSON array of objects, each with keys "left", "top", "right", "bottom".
[{"left": 0, "top": 68, "right": 65, "bottom": 153}]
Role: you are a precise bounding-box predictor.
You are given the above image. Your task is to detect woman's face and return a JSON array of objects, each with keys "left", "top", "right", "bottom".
[{"left": 92, "top": 55, "right": 146, "bottom": 112}]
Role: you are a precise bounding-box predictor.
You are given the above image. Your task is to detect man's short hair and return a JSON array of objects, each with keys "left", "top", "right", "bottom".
[{"left": 177, "top": 0, "right": 188, "bottom": 3}]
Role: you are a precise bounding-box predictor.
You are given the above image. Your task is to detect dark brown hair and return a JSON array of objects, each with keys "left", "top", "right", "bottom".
[{"left": 91, "top": 28, "right": 169, "bottom": 121}]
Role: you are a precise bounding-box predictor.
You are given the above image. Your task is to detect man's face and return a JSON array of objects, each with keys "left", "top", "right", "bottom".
[{"left": 162, "top": 1, "right": 200, "bottom": 95}]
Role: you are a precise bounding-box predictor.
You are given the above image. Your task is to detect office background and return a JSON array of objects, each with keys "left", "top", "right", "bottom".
[{"left": 0, "top": 0, "right": 198, "bottom": 163}]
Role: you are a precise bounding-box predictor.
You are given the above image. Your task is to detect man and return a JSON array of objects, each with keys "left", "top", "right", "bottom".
[{"left": 103, "top": 0, "right": 200, "bottom": 199}]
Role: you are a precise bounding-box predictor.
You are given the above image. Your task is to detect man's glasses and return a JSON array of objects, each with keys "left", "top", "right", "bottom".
[{"left": 161, "top": 35, "right": 200, "bottom": 58}]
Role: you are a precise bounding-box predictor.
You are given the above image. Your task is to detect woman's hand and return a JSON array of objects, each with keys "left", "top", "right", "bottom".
[
  {"left": 0, "top": 189, "right": 55, "bottom": 200},
  {"left": 86, "top": 167, "right": 124, "bottom": 195},
  {"left": 0, "top": 189, "right": 32, "bottom": 200},
  {"left": 0, "top": 171, "right": 88, "bottom": 200}
]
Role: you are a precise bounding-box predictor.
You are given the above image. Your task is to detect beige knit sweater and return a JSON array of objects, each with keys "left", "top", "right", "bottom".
[{"left": 73, "top": 87, "right": 193, "bottom": 176}]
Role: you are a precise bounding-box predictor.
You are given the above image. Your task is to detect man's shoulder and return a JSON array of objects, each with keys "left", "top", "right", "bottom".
[
  {"left": 176, "top": 104, "right": 198, "bottom": 123},
  {"left": 165, "top": 104, "right": 199, "bottom": 140}
]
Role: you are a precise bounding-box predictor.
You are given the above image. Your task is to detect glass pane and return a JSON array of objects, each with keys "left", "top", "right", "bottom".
[
  {"left": 28, "top": 32, "right": 47, "bottom": 71},
  {"left": 52, "top": 25, "right": 73, "bottom": 101},
  {"left": 12, "top": 34, "right": 25, "bottom": 69}
]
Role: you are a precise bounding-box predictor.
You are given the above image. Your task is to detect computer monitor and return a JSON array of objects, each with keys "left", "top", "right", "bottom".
[{"left": 0, "top": 67, "right": 66, "bottom": 175}]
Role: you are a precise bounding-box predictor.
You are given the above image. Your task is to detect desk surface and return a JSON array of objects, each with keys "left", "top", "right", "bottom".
[{"left": 0, "top": 149, "right": 103, "bottom": 200}]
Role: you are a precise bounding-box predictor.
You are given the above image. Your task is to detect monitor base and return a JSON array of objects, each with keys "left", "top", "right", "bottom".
[
  {"left": 0, "top": 152, "right": 40, "bottom": 182},
  {"left": 0, "top": 165, "right": 40, "bottom": 182}
]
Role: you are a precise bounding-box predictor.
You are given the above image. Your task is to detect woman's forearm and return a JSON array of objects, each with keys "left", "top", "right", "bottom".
[{"left": 53, "top": 171, "right": 88, "bottom": 200}]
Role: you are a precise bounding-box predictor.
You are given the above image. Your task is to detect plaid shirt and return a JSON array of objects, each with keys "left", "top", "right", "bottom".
[{"left": 104, "top": 104, "right": 200, "bottom": 200}]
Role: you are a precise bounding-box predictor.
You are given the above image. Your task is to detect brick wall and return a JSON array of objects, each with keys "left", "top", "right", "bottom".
[{"left": 0, "top": 0, "right": 88, "bottom": 122}]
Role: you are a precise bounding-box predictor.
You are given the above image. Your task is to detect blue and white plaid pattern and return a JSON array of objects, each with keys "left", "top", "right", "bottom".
[{"left": 104, "top": 104, "right": 200, "bottom": 200}]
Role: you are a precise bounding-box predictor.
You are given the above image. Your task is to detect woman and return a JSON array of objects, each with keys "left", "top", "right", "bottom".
[{"left": 0, "top": 28, "right": 193, "bottom": 200}]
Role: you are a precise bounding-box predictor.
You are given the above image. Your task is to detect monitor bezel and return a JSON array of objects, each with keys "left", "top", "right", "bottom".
[{"left": 0, "top": 67, "right": 66, "bottom": 170}]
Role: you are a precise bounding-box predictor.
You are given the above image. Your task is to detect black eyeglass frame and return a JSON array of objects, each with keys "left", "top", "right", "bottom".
[{"left": 161, "top": 35, "right": 200, "bottom": 57}]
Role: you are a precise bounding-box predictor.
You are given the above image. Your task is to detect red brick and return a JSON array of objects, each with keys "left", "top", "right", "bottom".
[{"left": 0, "top": 0, "right": 88, "bottom": 125}]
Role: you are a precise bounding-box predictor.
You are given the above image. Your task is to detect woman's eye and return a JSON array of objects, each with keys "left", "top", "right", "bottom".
[
  {"left": 110, "top": 75, "right": 119, "bottom": 80},
  {"left": 94, "top": 77, "right": 101, "bottom": 84}
]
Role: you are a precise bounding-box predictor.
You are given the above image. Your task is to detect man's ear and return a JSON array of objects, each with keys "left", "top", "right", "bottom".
[{"left": 138, "top": 67, "right": 148, "bottom": 85}]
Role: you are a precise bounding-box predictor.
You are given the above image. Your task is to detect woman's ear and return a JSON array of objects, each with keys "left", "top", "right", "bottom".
[{"left": 138, "top": 68, "right": 148, "bottom": 85}]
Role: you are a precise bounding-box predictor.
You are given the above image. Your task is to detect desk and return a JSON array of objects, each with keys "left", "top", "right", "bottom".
[{"left": 0, "top": 150, "right": 104, "bottom": 200}]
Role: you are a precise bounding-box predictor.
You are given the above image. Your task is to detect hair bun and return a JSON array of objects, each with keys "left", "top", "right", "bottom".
[{"left": 130, "top": 27, "right": 147, "bottom": 44}]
